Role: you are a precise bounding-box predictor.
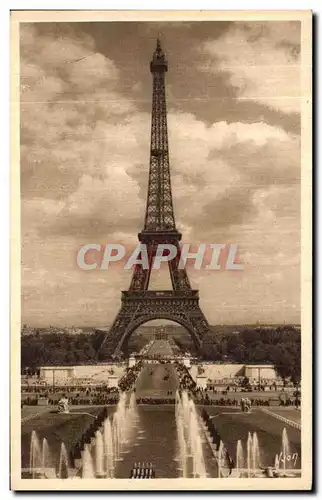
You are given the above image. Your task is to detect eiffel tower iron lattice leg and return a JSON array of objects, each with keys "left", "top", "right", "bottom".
[
  {"left": 98, "top": 40, "right": 212, "bottom": 358},
  {"left": 98, "top": 290, "right": 211, "bottom": 358}
]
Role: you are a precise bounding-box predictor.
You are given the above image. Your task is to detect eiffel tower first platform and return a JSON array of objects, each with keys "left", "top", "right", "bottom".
[{"left": 98, "top": 40, "right": 212, "bottom": 359}]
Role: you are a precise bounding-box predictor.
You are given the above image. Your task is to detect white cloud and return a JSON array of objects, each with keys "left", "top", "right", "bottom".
[
  {"left": 200, "top": 22, "right": 301, "bottom": 114},
  {"left": 20, "top": 23, "right": 301, "bottom": 326}
]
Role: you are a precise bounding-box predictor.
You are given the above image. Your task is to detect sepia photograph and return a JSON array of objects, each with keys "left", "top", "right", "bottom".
[{"left": 10, "top": 10, "right": 312, "bottom": 490}]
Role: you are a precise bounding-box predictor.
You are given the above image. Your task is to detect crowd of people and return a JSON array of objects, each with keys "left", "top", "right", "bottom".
[
  {"left": 21, "top": 384, "right": 117, "bottom": 394},
  {"left": 198, "top": 396, "right": 300, "bottom": 407},
  {"left": 136, "top": 397, "right": 175, "bottom": 405},
  {"left": 21, "top": 355, "right": 301, "bottom": 409},
  {"left": 118, "top": 361, "right": 143, "bottom": 392},
  {"left": 206, "top": 383, "right": 299, "bottom": 394},
  {"left": 22, "top": 393, "right": 119, "bottom": 407},
  {"left": 137, "top": 341, "right": 155, "bottom": 356},
  {"left": 174, "top": 362, "right": 197, "bottom": 394},
  {"left": 21, "top": 385, "right": 119, "bottom": 407},
  {"left": 129, "top": 463, "right": 155, "bottom": 479}
]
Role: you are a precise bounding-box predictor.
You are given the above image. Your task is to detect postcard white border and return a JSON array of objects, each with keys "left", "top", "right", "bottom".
[{"left": 10, "top": 9, "right": 312, "bottom": 491}]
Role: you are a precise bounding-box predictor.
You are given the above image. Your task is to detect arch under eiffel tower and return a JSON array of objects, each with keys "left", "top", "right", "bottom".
[{"left": 98, "top": 40, "right": 212, "bottom": 358}]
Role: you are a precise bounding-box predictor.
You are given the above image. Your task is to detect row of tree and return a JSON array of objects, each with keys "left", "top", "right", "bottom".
[
  {"left": 21, "top": 325, "right": 300, "bottom": 383},
  {"left": 176, "top": 325, "right": 301, "bottom": 383},
  {"left": 21, "top": 330, "right": 104, "bottom": 371}
]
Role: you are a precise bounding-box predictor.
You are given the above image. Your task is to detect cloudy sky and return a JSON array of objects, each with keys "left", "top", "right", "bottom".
[{"left": 20, "top": 20, "right": 301, "bottom": 327}]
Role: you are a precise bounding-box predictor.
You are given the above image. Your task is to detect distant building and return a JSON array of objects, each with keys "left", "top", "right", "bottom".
[
  {"left": 244, "top": 364, "right": 276, "bottom": 380},
  {"left": 38, "top": 363, "right": 127, "bottom": 386},
  {"left": 189, "top": 363, "right": 279, "bottom": 384},
  {"left": 155, "top": 327, "right": 168, "bottom": 340}
]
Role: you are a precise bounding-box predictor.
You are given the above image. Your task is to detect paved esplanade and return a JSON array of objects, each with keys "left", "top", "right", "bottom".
[
  {"left": 145, "top": 339, "right": 174, "bottom": 357},
  {"left": 135, "top": 340, "right": 178, "bottom": 398}
]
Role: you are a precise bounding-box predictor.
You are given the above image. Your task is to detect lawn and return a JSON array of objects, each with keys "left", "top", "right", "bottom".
[
  {"left": 204, "top": 406, "right": 301, "bottom": 469},
  {"left": 21, "top": 406, "right": 111, "bottom": 471},
  {"left": 266, "top": 407, "right": 301, "bottom": 424}
]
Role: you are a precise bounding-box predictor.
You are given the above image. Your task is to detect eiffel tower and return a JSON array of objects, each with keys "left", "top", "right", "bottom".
[{"left": 98, "top": 40, "right": 211, "bottom": 358}]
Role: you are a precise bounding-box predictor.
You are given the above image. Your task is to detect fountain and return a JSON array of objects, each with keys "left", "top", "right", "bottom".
[
  {"left": 228, "top": 426, "right": 301, "bottom": 478},
  {"left": 282, "top": 427, "right": 289, "bottom": 473},
  {"left": 41, "top": 438, "right": 50, "bottom": 471},
  {"left": 243, "top": 432, "right": 262, "bottom": 477},
  {"left": 58, "top": 443, "right": 69, "bottom": 479},
  {"left": 236, "top": 439, "right": 244, "bottom": 474},
  {"left": 175, "top": 391, "right": 207, "bottom": 478},
  {"left": 28, "top": 431, "right": 68, "bottom": 478},
  {"left": 112, "top": 413, "right": 120, "bottom": 461},
  {"left": 246, "top": 432, "right": 252, "bottom": 478},
  {"left": 252, "top": 432, "right": 260, "bottom": 473},
  {"left": 79, "top": 391, "right": 139, "bottom": 478},
  {"left": 217, "top": 441, "right": 224, "bottom": 478},
  {"left": 29, "top": 430, "right": 42, "bottom": 478},
  {"left": 128, "top": 392, "right": 139, "bottom": 426},
  {"left": 112, "top": 391, "right": 138, "bottom": 459},
  {"left": 280, "top": 427, "right": 293, "bottom": 476},
  {"left": 94, "top": 430, "right": 105, "bottom": 478},
  {"left": 176, "top": 413, "right": 188, "bottom": 477},
  {"left": 190, "top": 402, "right": 206, "bottom": 478},
  {"left": 82, "top": 444, "right": 95, "bottom": 478},
  {"left": 103, "top": 418, "right": 114, "bottom": 478},
  {"left": 26, "top": 394, "right": 300, "bottom": 480}
]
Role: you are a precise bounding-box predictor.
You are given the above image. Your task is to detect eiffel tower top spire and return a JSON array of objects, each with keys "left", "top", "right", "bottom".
[
  {"left": 150, "top": 38, "right": 167, "bottom": 72},
  {"left": 142, "top": 39, "right": 177, "bottom": 236}
]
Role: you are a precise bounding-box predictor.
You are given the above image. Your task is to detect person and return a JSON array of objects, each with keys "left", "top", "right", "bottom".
[{"left": 130, "top": 463, "right": 137, "bottom": 478}]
